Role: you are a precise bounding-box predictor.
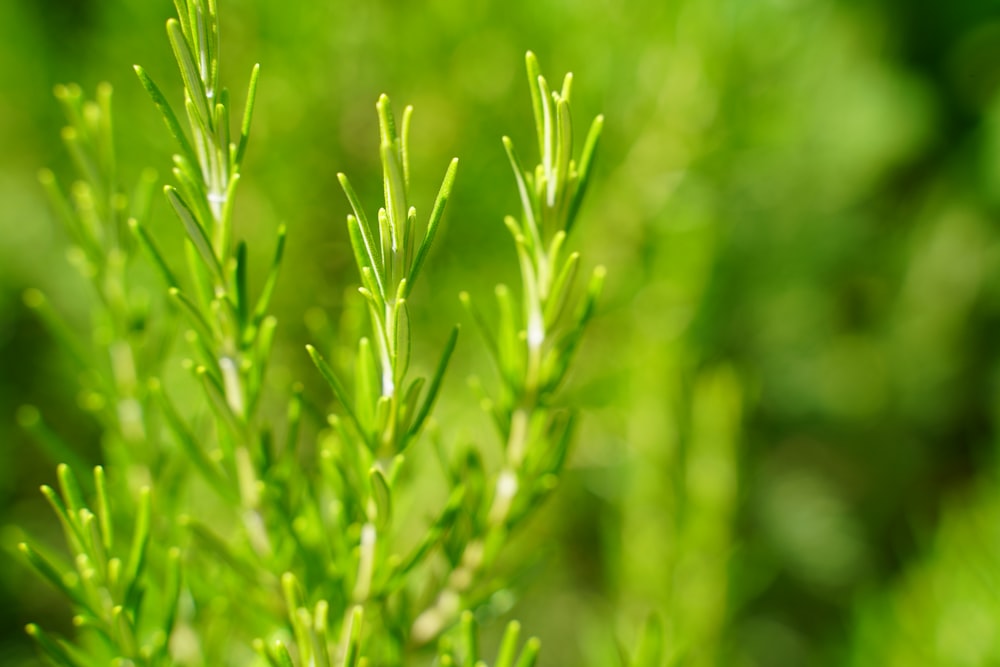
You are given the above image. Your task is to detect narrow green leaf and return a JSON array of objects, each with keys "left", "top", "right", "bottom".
[
  {"left": 234, "top": 241, "right": 249, "bottom": 328},
  {"left": 166, "top": 18, "right": 211, "bottom": 124},
  {"left": 392, "top": 293, "right": 411, "bottom": 382},
  {"left": 282, "top": 572, "right": 309, "bottom": 659},
  {"left": 460, "top": 611, "right": 478, "bottom": 667},
  {"left": 314, "top": 600, "right": 332, "bottom": 667},
  {"left": 376, "top": 94, "right": 398, "bottom": 145},
  {"left": 19, "top": 543, "right": 84, "bottom": 608},
  {"left": 128, "top": 218, "right": 179, "bottom": 288},
  {"left": 544, "top": 266, "right": 605, "bottom": 390},
  {"left": 133, "top": 65, "right": 199, "bottom": 169},
  {"left": 495, "top": 284, "right": 522, "bottom": 385},
  {"left": 495, "top": 621, "right": 522, "bottom": 667},
  {"left": 514, "top": 637, "right": 541, "bottom": 667},
  {"left": 403, "top": 206, "right": 417, "bottom": 284},
  {"left": 253, "top": 639, "right": 280, "bottom": 667},
  {"left": 553, "top": 96, "right": 573, "bottom": 216},
  {"left": 248, "top": 315, "right": 277, "bottom": 416},
  {"left": 341, "top": 606, "right": 364, "bottom": 667},
  {"left": 406, "top": 157, "right": 458, "bottom": 292},
  {"left": 184, "top": 235, "right": 216, "bottom": 312},
  {"left": 235, "top": 63, "right": 261, "bottom": 169},
  {"left": 341, "top": 197, "right": 386, "bottom": 300},
  {"left": 252, "top": 223, "right": 287, "bottom": 327},
  {"left": 93, "top": 466, "right": 112, "bottom": 552},
  {"left": 377, "top": 208, "right": 392, "bottom": 286},
  {"left": 338, "top": 174, "right": 380, "bottom": 262},
  {"left": 162, "top": 548, "right": 183, "bottom": 643},
  {"left": 393, "top": 485, "right": 464, "bottom": 580},
  {"left": 39, "top": 485, "right": 85, "bottom": 557},
  {"left": 559, "top": 71, "right": 573, "bottom": 104},
  {"left": 501, "top": 138, "right": 541, "bottom": 250},
  {"left": 123, "top": 486, "right": 151, "bottom": 611},
  {"left": 197, "top": 365, "right": 245, "bottom": 439},
  {"left": 25, "top": 624, "right": 86, "bottom": 667},
  {"left": 576, "top": 264, "right": 606, "bottom": 330},
  {"left": 169, "top": 287, "right": 216, "bottom": 346},
  {"left": 307, "top": 345, "right": 362, "bottom": 434},
  {"left": 543, "top": 251, "right": 579, "bottom": 327},
  {"left": 380, "top": 139, "right": 407, "bottom": 244},
  {"left": 566, "top": 114, "right": 603, "bottom": 233},
  {"left": 545, "top": 412, "right": 576, "bottom": 478},
  {"left": 407, "top": 324, "right": 459, "bottom": 442},
  {"left": 56, "top": 464, "right": 86, "bottom": 519},
  {"left": 536, "top": 73, "right": 555, "bottom": 208},
  {"left": 171, "top": 159, "right": 211, "bottom": 223},
  {"left": 172, "top": 0, "right": 191, "bottom": 38},
  {"left": 400, "top": 377, "right": 425, "bottom": 431},
  {"left": 346, "top": 215, "right": 375, "bottom": 286},
  {"left": 112, "top": 603, "right": 139, "bottom": 657},
  {"left": 165, "top": 186, "right": 224, "bottom": 282},
  {"left": 214, "top": 96, "right": 231, "bottom": 180},
  {"left": 271, "top": 643, "right": 296, "bottom": 667},
  {"left": 401, "top": 104, "right": 413, "bottom": 189},
  {"left": 369, "top": 466, "right": 392, "bottom": 530},
  {"left": 525, "top": 52, "right": 545, "bottom": 157},
  {"left": 218, "top": 171, "right": 241, "bottom": 256}
]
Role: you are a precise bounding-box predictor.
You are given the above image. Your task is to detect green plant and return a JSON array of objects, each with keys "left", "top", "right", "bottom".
[{"left": 16, "top": 0, "right": 607, "bottom": 665}]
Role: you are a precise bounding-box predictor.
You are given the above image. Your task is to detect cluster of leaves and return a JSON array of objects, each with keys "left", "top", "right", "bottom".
[{"left": 17, "top": 0, "right": 609, "bottom": 665}]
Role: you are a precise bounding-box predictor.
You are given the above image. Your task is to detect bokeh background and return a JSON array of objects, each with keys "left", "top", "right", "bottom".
[{"left": 4, "top": 0, "right": 1000, "bottom": 665}]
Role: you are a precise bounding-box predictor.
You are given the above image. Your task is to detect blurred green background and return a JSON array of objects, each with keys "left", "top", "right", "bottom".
[{"left": 4, "top": 0, "right": 1000, "bottom": 665}]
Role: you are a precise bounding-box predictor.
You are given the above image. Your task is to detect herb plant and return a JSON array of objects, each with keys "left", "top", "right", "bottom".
[{"left": 16, "top": 0, "right": 608, "bottom": 665}]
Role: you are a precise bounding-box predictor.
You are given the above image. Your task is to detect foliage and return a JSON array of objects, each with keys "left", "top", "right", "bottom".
[
  {"left": 11, "top": 0, "right": 608, "bottom": 665},
  {"left": 6, "top": 0, "right": 1000, "bottom": 666}
]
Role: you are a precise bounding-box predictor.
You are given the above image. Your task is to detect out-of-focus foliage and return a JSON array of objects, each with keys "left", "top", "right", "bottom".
[{"left": 4, "top": 0, "right": 1000, "bottom": 665}]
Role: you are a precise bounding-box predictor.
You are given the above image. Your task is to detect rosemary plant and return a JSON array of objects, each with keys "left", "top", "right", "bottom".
[
  {"left": 17, "top": 1, "right": 607, "bottom": 665},
  {"left": 24, "top": 81, "right": 162, "bottom": 477}
]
